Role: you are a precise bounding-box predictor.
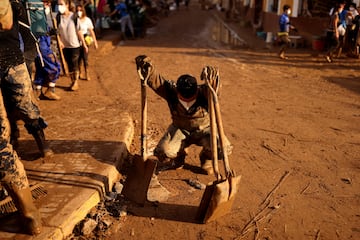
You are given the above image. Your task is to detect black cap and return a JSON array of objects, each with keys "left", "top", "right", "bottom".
[{"left": 176, "top": 74, "right": 198, "bottom": 99}]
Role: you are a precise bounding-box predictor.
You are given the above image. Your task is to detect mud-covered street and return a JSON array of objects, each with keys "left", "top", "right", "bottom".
[{"left": 29, "top": 2, "right": 360, "bottom": 239}]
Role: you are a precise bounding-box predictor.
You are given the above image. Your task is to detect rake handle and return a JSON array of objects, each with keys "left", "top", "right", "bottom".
[{"left": 208, "top": 90, "right": 220, "bottom": 180}]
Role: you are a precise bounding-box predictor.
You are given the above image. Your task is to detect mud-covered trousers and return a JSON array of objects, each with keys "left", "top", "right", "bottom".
[
  {"left": 154, "top": 124, "right": 232, "bottom": 164},
  {"left": 34, "top": 35, "right": 61, "bottom": 87},
  {"left": 1, "top": 63, "right": 47, "bottom": 147},
  {"left": 0, "top": 64, "right": 31, "bottom": 191},
  {"left": 279, "top": 34, "right": 291, "bottom": 55},
  {"left": 63, "top": 47, "right": 80, "bottom": 73},
  {"left": 1, "top": 62, "right": 42, "bottom": 120}
]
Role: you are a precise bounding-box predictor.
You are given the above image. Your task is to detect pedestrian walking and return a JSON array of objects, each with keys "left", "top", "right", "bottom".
[
  {"left": 76, "top": 3, "right": 98, "bottom": 81},
  {"left": 0, "top": 0, "right": 42, "bottom": 235},
  {"left": 278, "top": 4, "right": 296, "bottom": 60},
  {"left": 2, "top": 0, "right": 53, "bottom": 159},
  {"left": 345, "top": 2, "right": 359, "bottom": 56},
  {"left": 56, "top": 0, "right": 87, "bottom": 91},
  {"left": 135, "top": 55, "right": 233, "bottom": 175},
  {"left": 325, "top": 3, "right": 344, "bottom": 63},
  {"left": 109, "top": 0, "right": 135, "bottom": 45},
  {"left": 33, "top": 0, "right": 61, "bottom": 100}
]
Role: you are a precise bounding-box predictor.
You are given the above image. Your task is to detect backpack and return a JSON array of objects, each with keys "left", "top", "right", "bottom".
[
  {"left": 10, "top": 0, "right": 43, "bottom": 66},
  {"left": 23, "top": 0, "right": 48, "bottom": 38}
]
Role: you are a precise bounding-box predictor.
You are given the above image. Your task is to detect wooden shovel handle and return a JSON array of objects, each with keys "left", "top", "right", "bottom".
[
  {"left": 138, "top": 68, "right": 149, "bottom": 162},
  {"left": 51, "top": 12, "right": 69, "bottom": 76},
  {"left": 206, "top": 77, "right": 233, "bottom": 178},
  {"left": 208, "top": 90, "right": 220, "bottom": 180}
]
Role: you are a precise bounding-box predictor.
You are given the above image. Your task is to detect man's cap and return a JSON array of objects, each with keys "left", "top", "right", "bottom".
[{"left": 176, "top": 74, "right": 198, "bottom": 99}]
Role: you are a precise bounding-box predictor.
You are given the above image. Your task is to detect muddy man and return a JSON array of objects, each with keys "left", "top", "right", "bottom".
[
  {"left": 0, "top": 0, "right": 42, "bottom": 235},
  {"left": 135, "top": 55, "right": 233, "bottom": 175}
]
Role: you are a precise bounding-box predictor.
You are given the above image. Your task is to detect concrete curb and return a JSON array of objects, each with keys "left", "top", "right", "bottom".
[
  {"left": 1, "top": 113, "right": 134, "bottom": 240},
  {"left": 48, "top": 113, "right": 134, "bottom": 240}
]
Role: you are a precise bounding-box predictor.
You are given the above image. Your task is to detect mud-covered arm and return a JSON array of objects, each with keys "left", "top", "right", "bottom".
[
  {"left": 12, "top": 0, "right": 27, "bottom": 24},
  {"left": 147, "top": 70, "right": 176, "bottom": 99},
  {"left": 0, "top": 0, "right": 13, "bottom": 30},
  {"left": 135, "top": 55, "right": 176, "bottom": 99}
]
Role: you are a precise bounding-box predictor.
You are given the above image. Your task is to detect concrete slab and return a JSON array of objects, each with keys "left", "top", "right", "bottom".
[{"left": 0, "top": 113, "right": 134, "bottom": 240}]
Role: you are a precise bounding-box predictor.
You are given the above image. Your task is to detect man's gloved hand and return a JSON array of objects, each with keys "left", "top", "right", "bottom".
[
  {"left": 135, "top": 55, "right": 153, "bottom": 79},
  {"left": 200, "top": 66, "right": 219, "bottom": 90}
]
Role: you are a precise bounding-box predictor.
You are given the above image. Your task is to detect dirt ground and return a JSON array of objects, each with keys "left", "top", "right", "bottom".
[{"left": 35, "top": 2, "right": 359, "bottom": 239}]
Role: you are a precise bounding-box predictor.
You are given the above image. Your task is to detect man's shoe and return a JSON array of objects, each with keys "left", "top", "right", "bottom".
[
  {"left": 43, "top": 87, "right": 60, "bottom": 100},
  {"left": 8, "top": 187, "right": 42, "bottom": 235}
]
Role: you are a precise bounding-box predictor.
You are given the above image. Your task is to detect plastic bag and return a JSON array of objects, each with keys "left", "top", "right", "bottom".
[
  {"left": 337, "top": 25, "right": 346, "bottom": 36},
  {"left": 101, "top": 17, "right": 110, "bottom": 29}
]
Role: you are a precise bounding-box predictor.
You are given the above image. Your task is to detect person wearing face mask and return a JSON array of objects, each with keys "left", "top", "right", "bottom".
[
  {"left": 76, "top": 4, "right": 98, "bottom": 81},
  {"left": 56, "top": 0, "right": 87, "bottom": 91},
  {"left": 278, "top": 4, "right": 296, "bottom": 60},
  {"left": 135, "top": 55, "right": 233, "bottom": 175}
]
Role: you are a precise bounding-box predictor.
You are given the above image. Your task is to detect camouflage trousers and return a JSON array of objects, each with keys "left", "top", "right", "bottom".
[
  {"left": 0, "top": 63, "right": 30, "bottom": 191},
  {"left": 1, "top": 62, "right": 41, "bottom": 123},
  {"left": 154, "top": 124, "right": 233, "bottom": 164}
]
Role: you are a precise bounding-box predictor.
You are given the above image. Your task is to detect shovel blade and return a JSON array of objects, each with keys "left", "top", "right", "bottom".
[
  {"left": 121, "top": 155, "right": 157, "bottom": 205},
  {"left": 197, "top": 175, "right": 241, "bottom": 223}
]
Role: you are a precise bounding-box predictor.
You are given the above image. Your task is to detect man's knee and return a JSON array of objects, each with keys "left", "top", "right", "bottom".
[
  {"left": 154, "top": 144, "right": 178, "bottom": 161},
  {"left": 24, "top": 117, "right": 47, "bottom": 134}
]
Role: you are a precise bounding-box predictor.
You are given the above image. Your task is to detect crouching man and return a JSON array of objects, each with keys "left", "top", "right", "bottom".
[{"left": 135, "top": 55, "right": 233, "bottom": 175}]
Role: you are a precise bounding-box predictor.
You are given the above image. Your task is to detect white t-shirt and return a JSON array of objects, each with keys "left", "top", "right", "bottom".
[
  {"left": 58, "top": 12, "right": 81, "bottom": 48},
  {"left": 78, "top": 17, "right": 94, "bottom": 36}
]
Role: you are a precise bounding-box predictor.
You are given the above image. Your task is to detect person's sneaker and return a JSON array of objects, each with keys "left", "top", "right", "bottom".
[
  {"left": 325, "top": 55, "right": 333, "bottom": 63},
  {"left": 43, "top": 87, "right": 61, "bottom": 100},
  {"left": 201, "top": 160, "right": 214, "bottom": 175}
]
